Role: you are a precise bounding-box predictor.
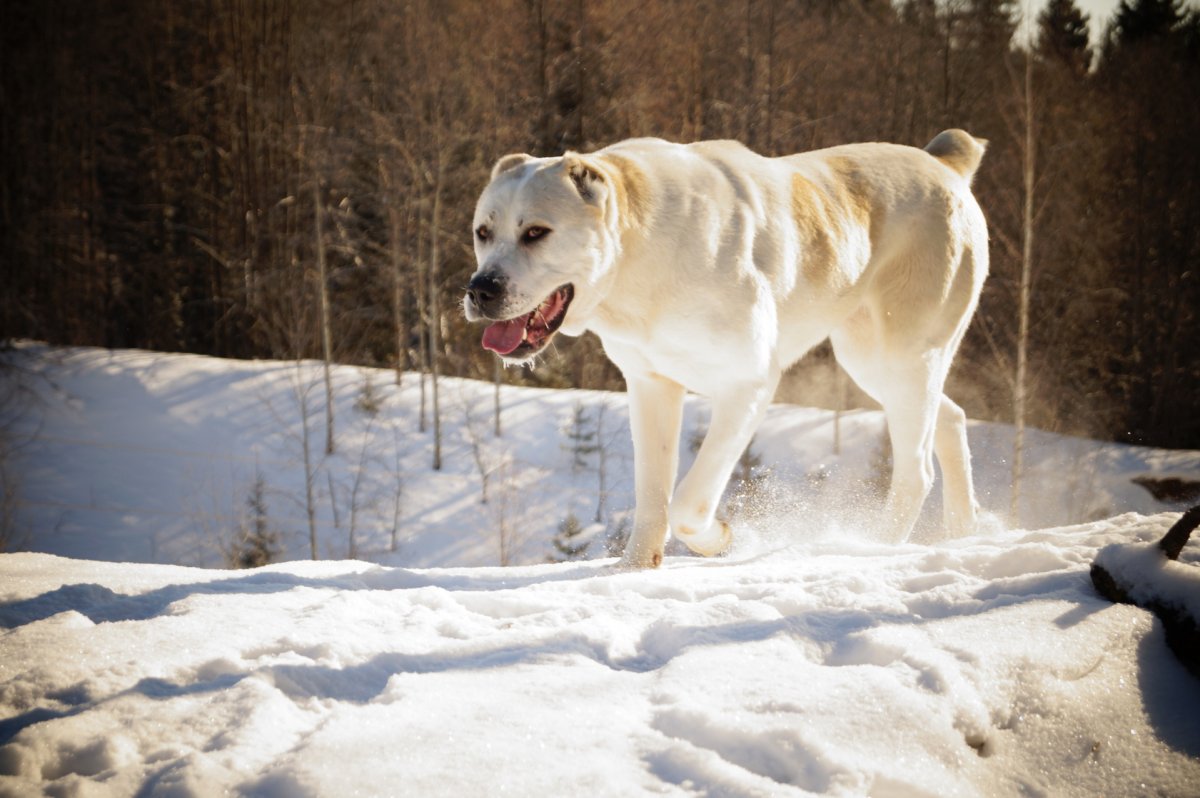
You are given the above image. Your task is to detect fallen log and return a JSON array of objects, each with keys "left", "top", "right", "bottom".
[{"left": 1091, "top": 506, "right": 1200, "bottom": 679}]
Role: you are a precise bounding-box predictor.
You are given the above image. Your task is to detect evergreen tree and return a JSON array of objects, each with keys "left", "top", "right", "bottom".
[
  {"left": 1181, "top": 9, "right": 1200, "bottom": 59},
  {"left": 967, "top": 0, "right": 1020, "bottom": 54},
  {"left": 1037, "top": 0, "right": 1092, "bottom": 72},
  {"left": 868, "top": 422, "right": 894, "bottom": 502},
  {"left": 725, "top": 439, "right": 770, "bottom": 520},
  {"left": 564, "top": 402, "right": 599, "bottom": 473},
  {"left": 1110, "top": 0, "right": 1182, "bottom": 44},
  {"left": 549, "top": 512, "right": 589, "bottom": 562},
  {"left": 1097, "top": 0, "right": 1200, "bottom": 446},
  {"left": 603, "top": 515, "right": 632, "bottom": 558},
  {"left": 5, "top": 0, "right": 1200, "bottom": 450},
  {"left": 228, "top": 473, "right": 282, "bottom": 569}
]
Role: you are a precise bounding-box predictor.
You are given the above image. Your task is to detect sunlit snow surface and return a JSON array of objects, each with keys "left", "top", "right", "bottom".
[
  {"left": 3, "top": 345, "right": 1200, "bottom": 795},
  {"left": 7, "top": 344, "right": 1200, "bottom": 570},
  {"left": 3, "top": 514, "right": 1199, "bottom": 796}
]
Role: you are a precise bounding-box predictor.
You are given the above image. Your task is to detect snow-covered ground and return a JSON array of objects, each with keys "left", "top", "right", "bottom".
[
  {"left": 2, "top": 516, "right": 1199, "bottom": 796},
  {"left": 2, "top": 344, "right": 1199, "bottom": 795},
  {"left": 5, "top": 344, "right": 1199, "bottom": 569}
]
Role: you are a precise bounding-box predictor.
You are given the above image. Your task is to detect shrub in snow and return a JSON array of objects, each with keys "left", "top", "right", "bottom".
[
  {"left": 603, "top": 514, "right": 632, "bottom": 557},
  {"left": 563, "top": 402, "right": 599, "bottom": 474},
  {"left": 353, "top": 370, "right": 384, "bottom": 417},
  {"left": 548, "top": 512, "right": 590, "bottom": 562},
  {"left": 225, "top": 473, "right": 283, "bottom": 569},
  {"left": 724, "top": 440, "right": 771, "bottom": 522}
]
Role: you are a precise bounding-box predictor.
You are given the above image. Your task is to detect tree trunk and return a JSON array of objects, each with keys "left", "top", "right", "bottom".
[
  {"left": 381, "top": 160, "right": 408, "bottom": 387},
  {"left": 493, "top": 356, "right": 503, "bottom": 438},
  {"left": 576, "top": 0, "right": 586, "bottom": 148},
  {"left": 312, "top": 177, "right": 336, "bottom": 455},
  {"left": 415, "top": 194, "right": 428, "bottom": 433},
  {"left": 429, "top": 155, "right": 444, "bottom": 471},
  {"left": 296, "top": 366, "right": 319, "bottom": 561},
  {"left": 1012, "top": 50, "right": 1035, "bottom": 525},
  {"left": 595, "top": 402, "right": 608, "bottom": 523}
]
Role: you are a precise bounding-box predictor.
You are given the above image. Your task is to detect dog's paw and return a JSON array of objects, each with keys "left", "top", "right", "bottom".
[
  {"left": 619, "top": 547, "right": 664, "bottom": 570},
  {"left": 675, "top": 519, "right": 732, "bottom": 557}
]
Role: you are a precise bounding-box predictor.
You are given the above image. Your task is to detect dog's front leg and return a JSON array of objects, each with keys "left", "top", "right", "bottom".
[
  {"left": 621, "top": 373, "right": 685, "bottom": 569},
  {"left": 670, "top": 379, "right": 777, "bottom": 556}
]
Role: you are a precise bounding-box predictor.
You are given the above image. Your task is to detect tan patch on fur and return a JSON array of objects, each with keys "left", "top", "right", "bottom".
[
  {"left": 598, "top": 153, "right": 651, "bottom": 230},
  {"left": 791, "top": 157, "right": 881, "bottom": 289},
  {"left": 675, "top": 519, "right": 732, "bottom": 557},
  {"left": 790, "top": 172, "right": 839, "bottom": 285},
  {"left": 826, "top": 156, "right": 875, "bottom": 232}
]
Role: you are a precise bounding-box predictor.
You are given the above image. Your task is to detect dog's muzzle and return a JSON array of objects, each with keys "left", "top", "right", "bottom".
[
  {"left": 466, "top": 271, "right": 507, "bottom": 319},
  {"left": 466, "top": 280, "right": 575, "bottom": 359}
]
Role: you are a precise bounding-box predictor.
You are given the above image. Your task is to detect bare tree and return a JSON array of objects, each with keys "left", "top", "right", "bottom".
[
  {"left": 292, "top": 362, "right": 323, "bottom": 561},
  {"left": 345, "top": 415, "right": 377, "bottom": 559},
  {"left": 428, "top": 154, "right": 445, "bottom": 471},
  {"left": 312, "top": 176, "right": 337, "bottom": 456},
  {"left": 5, "top": 0, "right": 1200, "bottom": 453},
  {"left": 492, "top": 456, "right": 519, "bottom": 566},
  {"left": 593, "top": 399, "right": 613, "bottom": 524},
  {"left": 494, "top": 358, "right": 503, "bottom": 438},
  {"left": 388, "top": 422, "right": 407, "bottom": 553},
  {"left": 254, "top": 240, "right": 326, "bottom": 561},
  {"left": 1011, "top": 31, "right": 1037, "bottom": 523},
  {"left": 461, "top": 384, "right": 502, "bottom": 505}
]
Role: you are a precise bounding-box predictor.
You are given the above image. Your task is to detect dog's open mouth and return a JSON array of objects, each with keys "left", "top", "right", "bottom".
[{"left": 481, "top": 284, "right": 574, "bottom": 358}]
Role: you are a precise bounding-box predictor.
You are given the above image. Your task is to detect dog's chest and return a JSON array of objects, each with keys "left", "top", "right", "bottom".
[{"left": 596, "top": 311, "right": 771, "bottom": 395}]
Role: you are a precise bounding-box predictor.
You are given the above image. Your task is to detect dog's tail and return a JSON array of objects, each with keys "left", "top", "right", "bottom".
[{"left": 924, "top": 129, "right": 987, "bottom": 181}]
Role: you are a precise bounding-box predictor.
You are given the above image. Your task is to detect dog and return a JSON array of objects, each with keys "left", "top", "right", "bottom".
[{"left": 465, "top": 130, "right": 988, "bottom": 568}]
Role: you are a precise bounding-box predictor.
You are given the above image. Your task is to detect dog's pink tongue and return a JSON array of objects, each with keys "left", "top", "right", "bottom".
[{"left": 482, "top": 317, "right": 526, "bottom": 355}]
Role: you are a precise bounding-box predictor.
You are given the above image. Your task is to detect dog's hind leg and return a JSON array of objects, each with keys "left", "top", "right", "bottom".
[
  {"left": 840, "top": 352, "right": 973, "bottom": 542},
  {"left": 935, "top": 394, "right": 979, "bottom": 536},
  {"left": 670, "top": 376, "right": 779, "bottom": 556},
  {"left": 876, "top": 369, "right": 942, "bottom": 543},
  {"left": 832, "top": 318, "right": 946, "bottom": 543}
]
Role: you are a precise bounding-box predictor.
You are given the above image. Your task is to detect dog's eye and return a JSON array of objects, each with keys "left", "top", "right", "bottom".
[
  {"left": 521, "top": 226, "right": 550, "bottom": 244},
  {"left": 475, "top": 225, "right": 491, "bottom": 243}
]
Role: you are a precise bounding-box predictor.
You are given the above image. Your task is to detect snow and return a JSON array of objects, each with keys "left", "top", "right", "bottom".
[
  {"left": 7, "top": 343, "right": 1199, "bottom": 569},
  {"left": 3, "top": 516, "right": 1200, "bottom": 796},
  {"left": 1094, "top": 538, "right": 1200, "bottom": 621},
  {"left": 2, "top": 344, "right": 1200, "bottom": 795}
]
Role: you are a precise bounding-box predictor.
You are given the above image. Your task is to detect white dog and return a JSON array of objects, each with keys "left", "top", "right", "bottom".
[{"left": 465, "top": 130, "right": 988, "bottom": 568}]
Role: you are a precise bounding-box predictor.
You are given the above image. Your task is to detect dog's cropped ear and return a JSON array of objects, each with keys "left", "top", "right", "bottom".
[
  {"left": 564, "top": 154, "right": 606, "bottom": 204},
  {"left": 491, "top": 153, "right": 535, "bottom": 181}
]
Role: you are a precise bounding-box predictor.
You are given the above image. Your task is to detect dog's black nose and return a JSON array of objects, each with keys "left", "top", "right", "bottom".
[{"left": 467, "top": 272, "right": 505, "bottom": 310}]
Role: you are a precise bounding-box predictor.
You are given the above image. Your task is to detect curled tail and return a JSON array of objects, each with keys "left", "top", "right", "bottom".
[{"left": 924, "top": 129, "right": 987, "bottom": 181}]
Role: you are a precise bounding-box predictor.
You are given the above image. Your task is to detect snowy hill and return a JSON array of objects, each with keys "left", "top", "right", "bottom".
[
  {"left": 2, "top": 345, "right": 1200, "bottom": 795},
  {"left": 5, "top": 343, "right": 1199, "bottom": 569}
]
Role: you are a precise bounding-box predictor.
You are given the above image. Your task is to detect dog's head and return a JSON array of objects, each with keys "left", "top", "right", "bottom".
[{"left": 465, "top": 151, "right": 623, "bottom": 364}]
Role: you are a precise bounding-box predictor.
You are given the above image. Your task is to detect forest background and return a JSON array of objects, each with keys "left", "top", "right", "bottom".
[{"left": 2, "top": 0, "right": 1198, "bottom": 450}]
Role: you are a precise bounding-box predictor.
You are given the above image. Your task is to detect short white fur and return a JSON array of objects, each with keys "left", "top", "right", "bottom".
[{"left": 467, "top": 130, "right": 989, "bottom": 567}]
